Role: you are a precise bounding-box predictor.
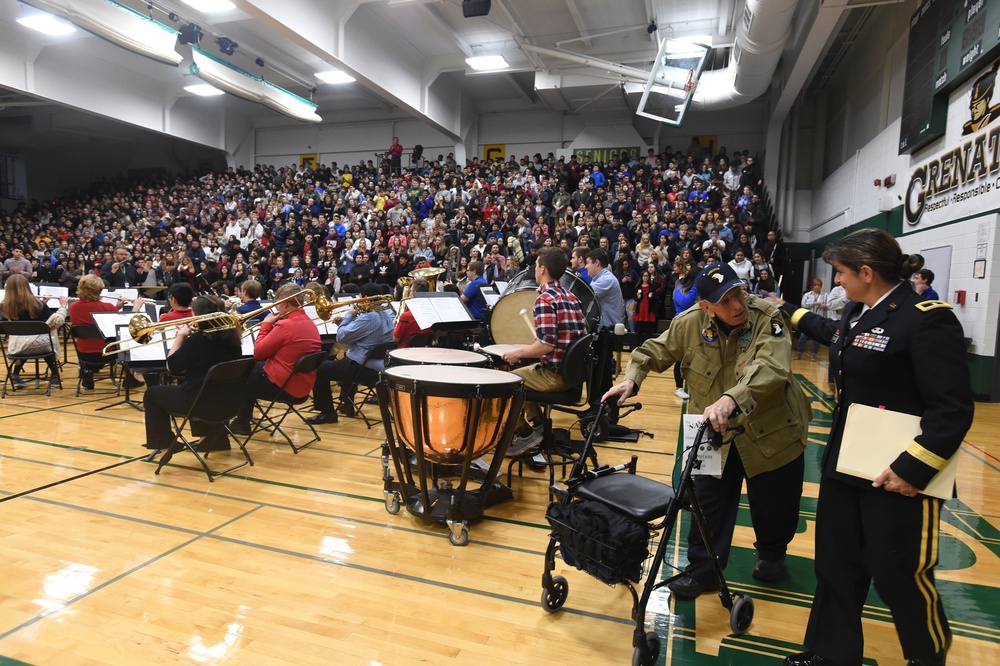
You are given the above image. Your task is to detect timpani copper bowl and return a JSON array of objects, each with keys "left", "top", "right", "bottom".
[{"left": 377, "top": 364, "right": 524, "bottom": 545}]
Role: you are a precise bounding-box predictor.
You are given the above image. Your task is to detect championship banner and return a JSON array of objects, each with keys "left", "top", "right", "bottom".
[
  {"left": 905, "top": 60, "right": 1000, "bottom": 230},
  {"left": 483, "top": 144, "right": 506, "bottom": 161}
]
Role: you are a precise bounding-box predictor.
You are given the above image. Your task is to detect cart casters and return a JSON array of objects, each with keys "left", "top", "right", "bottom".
[
  {"left": 384, "top": 490, "right": 401, "bottom": 515},
  {"left": 540, "top": 575, "right": 568, "bottom": 613},
  {"left": 579, "top": 414, "right": 611, "bottom": 442},
  {"left": 631, "top": 631, "right": 660, "bottom": 666},
  {"left": 729, "top": 593, "right": 754, "bottom": 635},
  {"left": 447, "top": 519, "right": 469, "bottom": 546}
]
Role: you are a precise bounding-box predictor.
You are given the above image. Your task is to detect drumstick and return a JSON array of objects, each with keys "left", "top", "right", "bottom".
[{"left": 519, "top": 308, "right": 534, "bottom": 335}]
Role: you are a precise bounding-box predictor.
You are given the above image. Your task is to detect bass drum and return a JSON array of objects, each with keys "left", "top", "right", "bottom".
[{"left": 485, "top": 268, "right": 601, "bottom": 344}]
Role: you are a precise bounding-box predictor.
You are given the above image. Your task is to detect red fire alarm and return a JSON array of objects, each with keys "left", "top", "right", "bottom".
[
  {"left": 874, "top": 178, "right": 882, "bottom": 187},
  {"left": 884, "top": 175, "right": 895, "bottom": 187}
]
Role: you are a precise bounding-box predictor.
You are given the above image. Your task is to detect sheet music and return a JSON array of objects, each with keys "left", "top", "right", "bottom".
[
  {"left": 493, "top": 281, "right": 509, "bottom": 294},
  {"left": 483, "top": 292, "right": 501, "bottom": 307},
  {"left": 38, "top": 285, "right": 69, "bottom": 299},
  {"left": 122, "top": 329, "right": 168, "bottom": 362},
  {"left": 240, "top": 330, "right": 256, "bottom": 357},
  {"left": 405, "top": 297, "right": 473, "bottom": 330},
  {"left": 91, "top": 313, "right": 133, "bottom": 338},
  {"left": 106, "top": 288, "right": 138, "bottom": 301}
]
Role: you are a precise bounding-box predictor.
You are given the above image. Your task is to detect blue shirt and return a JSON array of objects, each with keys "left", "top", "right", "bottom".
[
  {"left": 576, "top": 266, "right": 592, "bottom": 284},
  {"left": 235, "top": 299, "right": 266, "bottom": 324},
  {"left": 337, "top": 308, "right": 395, "bottom": 370},
  {"left": 589, "top": 267, "right": 625, "bottom": 327},
  {"left": 463, "top": 275, "right": 488, "bottom": 319}
]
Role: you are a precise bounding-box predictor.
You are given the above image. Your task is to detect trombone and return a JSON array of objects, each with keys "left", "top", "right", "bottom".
[
  {"left": 241, "top": 293, "right": 394, "bottom": 339},
  {"left": 101, "top": 289, "right": 333, "bottom": 356}
]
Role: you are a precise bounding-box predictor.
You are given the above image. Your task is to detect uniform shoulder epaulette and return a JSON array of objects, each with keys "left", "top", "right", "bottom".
[{"left": 915, "top": 300, "right": 953, "bottom": 312}]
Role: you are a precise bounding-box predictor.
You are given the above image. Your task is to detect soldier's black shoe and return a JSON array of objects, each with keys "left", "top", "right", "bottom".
[
  {"left": 784, "top": 652, "right": 835, "bottom": 666},
  {"left": 667, "top": 575, "right": 719, "bottom": 600},
  {"left": 752, "top": 555, "right": 787, "bottom": 581},
  {"left": 908, "top": 651, "right": 947, "bottom": 666}
]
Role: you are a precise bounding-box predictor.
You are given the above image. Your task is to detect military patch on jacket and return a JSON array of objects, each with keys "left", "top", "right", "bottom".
[
  {"left": 852, "top": 331, "right": 889, "bottom": 351},
  {"left": 770, "top": 319, "right": 784, "bottom": 337},
  {"left": 916, "top": 300, "right": 953, "bottom": 312},
  {"left": 738, "top": 329, "right": 752, "bottom": 344},
  {"left": 702, "top": 326, "right": 717, "bottom": 343},
  {"left": 831, "top": 329, "right": 840, "bottom": 344}
]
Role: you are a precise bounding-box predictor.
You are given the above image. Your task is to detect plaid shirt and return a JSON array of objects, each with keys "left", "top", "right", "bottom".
[{"left": 535, "top": 281, "right": 585, "bottom": 370}]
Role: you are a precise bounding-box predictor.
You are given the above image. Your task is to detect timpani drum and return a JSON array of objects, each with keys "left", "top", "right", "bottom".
[
  {"left": 478, "top": 343, "right": 528, "bottom": 371},
  {"left": 378, "top": 365, "right": 524, "bottom": 545},
  {"left": 387, "top": 347, "right": 488, "bottom": 368},
  {"left": 485, "top": 268, "right": 601, "bottom": 344}
]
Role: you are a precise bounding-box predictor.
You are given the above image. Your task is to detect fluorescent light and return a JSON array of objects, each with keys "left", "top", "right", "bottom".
[
  {"left": 16, "top": 13, "right": 76, "bottom": 36},
  {"left": 466, "top": 55, "right": 508, "bottom": 71},
  {"left": 185, "top": 83, "right": 225, "bottom": 96},
  {"left": 180, "top": 0, "right": 235, "bottom": 12},
  {"left": 316, "top": 69, "right": 355, "bottom": 84}
]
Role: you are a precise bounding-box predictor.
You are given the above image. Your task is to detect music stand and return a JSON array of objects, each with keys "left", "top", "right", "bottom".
[{"left": 94, "top": 325, "right": 164, "bottom": 412}]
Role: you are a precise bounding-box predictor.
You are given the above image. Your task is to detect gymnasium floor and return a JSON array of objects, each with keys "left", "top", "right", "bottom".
[{"left": 0, "top": 351, "right": 997, "bottom": 665}]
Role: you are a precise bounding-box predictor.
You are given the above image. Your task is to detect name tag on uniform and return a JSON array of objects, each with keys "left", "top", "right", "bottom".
[{"left": 852, "top": 330, "right": 890, "bottom": 352}]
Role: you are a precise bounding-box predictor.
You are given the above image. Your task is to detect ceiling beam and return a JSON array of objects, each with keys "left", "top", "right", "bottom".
[{"left": 563, "top": 0, "right": 593, "bottom": 48}]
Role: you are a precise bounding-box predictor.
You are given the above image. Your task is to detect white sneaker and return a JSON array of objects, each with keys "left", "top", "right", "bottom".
[
  {"left": 506, "top": 426, "right": 543, "bottom": 457},
  {"left": 674, "top": 387, "right": 690, "bottom": 400}
]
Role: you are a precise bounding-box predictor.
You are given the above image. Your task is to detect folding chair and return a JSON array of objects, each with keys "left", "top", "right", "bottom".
[
  {"left": 250, "top": 350, "right": 328, "bottom": 453},
  {"left": 0, "top": 321, "right": 58, "bottom": 397},
  {"left": 70, "top": 324, "right": 120, "bottom": 396},
  {"left": 154, "top": 358, "right": 256, "bottom": 482},
  {"left": 340, "top": 341, "right": 397, "bottom": 429}
]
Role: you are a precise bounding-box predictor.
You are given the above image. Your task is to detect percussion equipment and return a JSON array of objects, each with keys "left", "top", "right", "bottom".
[
  {"left": 387, "top": 347, "right": 488, "bottom": 368},
  {"left": 378, "top": 364, "right": 524, "bottom": 545},
  {"left": 485, "top": 268, "right": 601, "bottom": 345},
  {"left": 477, "top": 343, "right": 529, "bottom": 371}
]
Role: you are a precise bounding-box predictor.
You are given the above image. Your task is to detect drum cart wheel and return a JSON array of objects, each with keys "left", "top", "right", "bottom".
[
  {"left": 631, "top": 631, "right": 660, "bottom": 666},
  {"left": 729, "top": 593, "right": 754, "bottom": 634},
  {"left": 384, "top": 490, "right": 401, "bottom": 515},
  {"left": 579, "top": 413, "right": 611, "bottom": 442},
  {"left": 447, "top": 520, "right": 469, "bottom": 546}
]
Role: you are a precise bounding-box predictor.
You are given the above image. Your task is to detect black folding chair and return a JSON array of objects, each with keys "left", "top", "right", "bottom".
[
  {"left": 154, "top": 358, "right": 256, "bottom": 481},
  {"left": 341, "top": 341, "right": 397, "bottom": 429},
  {"left": 70, "top": 324, "right": 120, "bottom": 396},
  {"left": 250, "top": 350, "right": 328, "bottom": 453},
  {"left": 0, "top": 321, "right": 59, "bottom": 397}
]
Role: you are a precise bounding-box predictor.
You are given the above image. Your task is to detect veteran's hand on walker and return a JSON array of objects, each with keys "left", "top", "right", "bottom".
[
  {"left": 873, "top": 468, "right": 920, "bottom": 498},
  {"left": 703, "top": 395, "right": 738, "bottom": 433},
  {"left": 602, "top": 379, "right": 636, "bottom": 407}
]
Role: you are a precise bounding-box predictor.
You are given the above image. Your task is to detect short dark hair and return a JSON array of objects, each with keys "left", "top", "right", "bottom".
[
  {"left": 915, "top": 268, "right": 935, "bottom": 285},
  {"left": 585, "top": 248, "right": 610, "bottom": 268},
  {"left": 360, "top": 283, "right": 382, "bottom": 298},
  {"left": 168, "top": 282, "right": 194, "bottom": 307},
  {"left": 537, "top": 246, "right": 568, "bottom": 278}
]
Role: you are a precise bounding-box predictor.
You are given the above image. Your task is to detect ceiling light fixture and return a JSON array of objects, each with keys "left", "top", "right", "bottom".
[
  {"left": 465, "top": 55, "right": 508, "bottom": 71},
  {"left": 184, "top": 83, "right": 224, "bottom": 96},
  {"left": 316, "top": 69, "right": 355, "bottom": 84},
  {"left": 16, "top": 12, "right": 76, "bottom": 36},
  {"left": 180, "top": 0, "right": 235, "bottom": 12}
]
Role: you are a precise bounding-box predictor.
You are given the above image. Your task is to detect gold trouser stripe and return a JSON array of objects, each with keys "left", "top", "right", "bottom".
[
  {"left": 906, "top": 442, "right": 950, "bottom": 471},
  {"left": 914, "top": 498, "right": 947, "bottom": 652},
  {"left": 789, "top": 308, "right": 808, "bottom": 331}
]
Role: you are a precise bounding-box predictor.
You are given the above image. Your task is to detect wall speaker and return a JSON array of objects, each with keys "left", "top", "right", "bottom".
[{"left": 462, "top": 0, "right": 491, "bottom": 18}]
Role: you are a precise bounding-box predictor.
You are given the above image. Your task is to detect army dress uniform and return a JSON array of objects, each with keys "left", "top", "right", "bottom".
[
  {"left": 786, "top": 281, "right": 974, "bottom": 664},
  {"left": 625, "top": 293, "right": 812, "bottom": 585}
]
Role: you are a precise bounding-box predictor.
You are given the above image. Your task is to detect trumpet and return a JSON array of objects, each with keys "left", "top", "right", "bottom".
[{"left": 101, "top": 289, "right": 333, "bottom": 356}]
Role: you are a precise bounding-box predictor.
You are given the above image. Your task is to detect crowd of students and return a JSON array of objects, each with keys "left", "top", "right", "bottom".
[{"left": 1, "top": 142, "right": 779, "bottom": 332}]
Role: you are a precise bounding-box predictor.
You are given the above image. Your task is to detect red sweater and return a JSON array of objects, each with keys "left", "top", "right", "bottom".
[
  {"left": 69, "top": 299, "right": 119, "bottom": 353},
  {"left": 254, "top": 308, "right": 322, "bottom": 397}
]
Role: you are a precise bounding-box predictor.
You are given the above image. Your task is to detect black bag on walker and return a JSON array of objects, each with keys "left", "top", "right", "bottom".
[{"left": 546, "top": 499, "right": 649, "bottom": 584}]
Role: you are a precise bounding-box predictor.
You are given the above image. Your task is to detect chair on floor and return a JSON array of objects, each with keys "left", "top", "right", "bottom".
[
  {"left": 154, "top": 358, "right": 256, "bottom": 482},
  {"left": 0, "top": 321, "right": 59, "bottom": 397},
  {"left": 250, "top": 350, "right": 328, "bottom": 453},
  {"left": 70, "top": 324, "right": 120, "bottom": 396},
  {"left": 506, "top": 332, "right": 600, "bottom": 493},
  {"left": 340, "top": 341, "right": 397, "bottom": 429}
]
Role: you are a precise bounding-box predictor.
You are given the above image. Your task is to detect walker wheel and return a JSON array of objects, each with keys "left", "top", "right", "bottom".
[
  {"left": 729, "top": 593, "right": 754, "bottom": 635},
  {"left": 631, "top": 631, "right": 660, "bottom": 666},
  {"left": 579, "top": 415, "right": 610, "bottom": 442},
  {"left": 540, "top": 576, "right": 568, "bottom": 613},
  {"left": 449, "top": 526, "right": 469, "bottom": 546},
  {"left": 385, "top": 492, "right": 401, "bottom": 515}
]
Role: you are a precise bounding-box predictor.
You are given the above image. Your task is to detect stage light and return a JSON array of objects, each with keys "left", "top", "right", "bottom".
[
  {"left": 177, "top": 23, "right": 202, "bottom": 45},
  {"left": 216, "top": 37, "right": 237, "bottom": 56},
  {"left": 184, "top": 83, "right": 224, "bottom": 96},
  {"left": 16, "top": 12, "right": 76, "bottom": 36},
  {"left": 316, "top": 69, "right": 355, "bottom": 84}
]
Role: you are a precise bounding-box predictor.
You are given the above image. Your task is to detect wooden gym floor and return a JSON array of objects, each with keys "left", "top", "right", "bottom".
[{"left": 0, "top": 350, "right": 998, "bottom": 665}]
